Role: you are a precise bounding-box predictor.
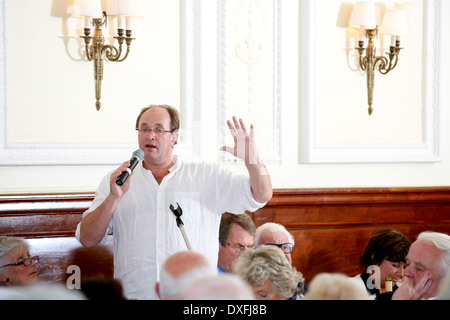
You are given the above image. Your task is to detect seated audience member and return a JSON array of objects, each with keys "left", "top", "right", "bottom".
[
  {"left": 304, "top": 273, "right": 369, "bottom": 300},
  {"left": 392, "top": 231, "right": 450, "bottom": 300},
  {"left": 218, "top": 212, "right": 256, "bottom": 273},
  {"left": 182, "top": 274, "right": 255, "bottom": 300},
  {"left": 356, "top": 229, "right": 410, "bottom": 299},
  {"left": 254, "top": 222, "right": 295, "bottom": 264},
  {"left": 437, "top": 271, "right": 450, "bottom": 300},
  {"left": 254, "top": 222, "right": 310, "bottom": 293},
  {"left": 234, "top": 245, "right": 305, "bottom": 300},
  {"left": 155, "top": 250, "right": 217, "bottom": 300},
  {"left": 0, "top": 236, "right": 39, "bottom": 286}
]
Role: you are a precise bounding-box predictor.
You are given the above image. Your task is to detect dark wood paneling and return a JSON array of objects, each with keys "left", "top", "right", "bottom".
[
  {"left": 250, "top": 187, "right": 450, "bottom": 282},
  {"left": 1, "top": 187, "right": 450, "bottom": 283},
  {"left": 0, "top": 193, "right": 114, "bottom": 283},
  {"left": 0, "top": 193, "right": 94, "bottom": 237},
  {"left": 28, "top": 236, "right": 114, "bottom": 283}
]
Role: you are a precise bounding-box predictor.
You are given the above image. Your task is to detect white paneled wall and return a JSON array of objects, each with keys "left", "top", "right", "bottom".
[{"left": 0, "top": 0, "right": 449, "bottom": 193}]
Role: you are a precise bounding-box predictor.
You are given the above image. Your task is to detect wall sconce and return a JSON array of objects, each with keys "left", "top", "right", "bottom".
[
  {"left": 73, "top": 0, "right": 143, "bottom": 110},
  {"left": 349, "top": 1, "right": 409, "bottom": 115}
]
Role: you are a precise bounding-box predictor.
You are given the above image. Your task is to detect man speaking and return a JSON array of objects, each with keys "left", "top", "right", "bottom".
[{"left": 76, "top": 104, "right": 272, "bottom": 299}]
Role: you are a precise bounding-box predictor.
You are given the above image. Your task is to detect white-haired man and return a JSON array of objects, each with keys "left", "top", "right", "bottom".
[
  {"left": 392, "top": 231, "right": 450, "bottom": 300},
  {"left": 254, "top": 222, "right": 295, "bottom": 264}
]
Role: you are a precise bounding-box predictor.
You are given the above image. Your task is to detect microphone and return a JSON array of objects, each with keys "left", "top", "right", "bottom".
[{"left": 116, "top": 149, "right": 144, "bottom": 186}]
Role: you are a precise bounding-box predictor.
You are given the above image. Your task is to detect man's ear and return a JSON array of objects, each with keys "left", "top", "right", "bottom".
[{"left": 171, "top": 131, "right": 179, "bottom": 147}]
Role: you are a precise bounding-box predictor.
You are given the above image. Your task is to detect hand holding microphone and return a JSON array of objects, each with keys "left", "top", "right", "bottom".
[{"left": 116, "top": 149, "right": 144, "bottom": 186}]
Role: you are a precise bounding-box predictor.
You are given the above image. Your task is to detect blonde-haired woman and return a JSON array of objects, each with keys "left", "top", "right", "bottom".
[
  {"left": 305, "top": 273, "right": 370, "bottom": 300},
  {"left": 234, "top": 245, "right": 305, "bottom": 300}
]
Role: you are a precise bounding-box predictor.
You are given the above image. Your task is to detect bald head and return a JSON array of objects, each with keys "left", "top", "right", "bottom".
[
  {"left": 164, "top": 251, "right": 209, "bottom": 279},
  {"left": 157, "top": 251, "right": 217, "bottom": 299}
]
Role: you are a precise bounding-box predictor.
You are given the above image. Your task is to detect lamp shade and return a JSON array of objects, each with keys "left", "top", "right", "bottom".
[
  {"left": 106, "top": 0, "right": 137, "bottom": 16},
  {"left": 379, "top": 9, "right": 408, "bottom": 36},
  {"left": 131, "top": 0, "right": 144, "bottom": 18},
  {"left": 393, "top": 1, "right": 413, "bottom": 31},
  {"left": 73, "top": 0, "right": 103, "bottom": 18},
  {"left": 349, "top": 1, "right": 377, "bottom": 29}
]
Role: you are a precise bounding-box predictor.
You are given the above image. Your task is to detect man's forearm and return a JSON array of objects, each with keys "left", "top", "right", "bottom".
[
  {"left": 246, "top": 156, "right": 272, "bottom": 203},
  {"left": 79, "top": 194, "right": 120, "bottom": 248}
]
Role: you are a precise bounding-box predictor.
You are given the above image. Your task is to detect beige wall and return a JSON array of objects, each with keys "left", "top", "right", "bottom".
[{"left": 0, "top": 0, "right": 449, "bottom": 193}]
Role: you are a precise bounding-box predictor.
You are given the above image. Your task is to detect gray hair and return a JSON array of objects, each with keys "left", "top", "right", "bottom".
[
  {"left": 0, "top": 237, "right": 30, "bottom": 266},
  {"left": 304, "top": 273, "right": 370, "bottom": 300},
  {"left": 234, "top": 245, "right": 304, "bottom": 299},
  {"left": 158, "top": 252, "right": 217, "bottom": 300},
  {"left": 417, "top": 231, "right": 450, "bottom": 277},
  {"left": 182, "top": 274, "right": 255, "bottom": 300},
  {"left": 254, "top": 222, "right": 294, "bottom": 246}
]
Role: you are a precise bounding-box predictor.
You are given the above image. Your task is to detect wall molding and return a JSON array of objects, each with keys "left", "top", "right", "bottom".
[
  {"left": 0, "top": 0, "right": 299, "bottom": 166},
  {"left": 217, "top": 0, "right": 299, "bottom": 164},
  {"left": 0, "top": 0, "right": 198, "bottom": 166},
  {"left": 300, "top": 0, "right": 441, "bottom": 164}
]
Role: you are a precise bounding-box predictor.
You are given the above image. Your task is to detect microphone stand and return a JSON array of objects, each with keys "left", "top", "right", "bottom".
[{"left": 169, "top": 203, "right": 192, "bottom": 250}]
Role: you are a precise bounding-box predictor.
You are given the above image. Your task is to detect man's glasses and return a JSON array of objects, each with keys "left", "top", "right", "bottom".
[
  {"left": 0, "top": 256, "right": 39, "bottom": 269},
  {"left": 136, "top": 128, "right": 174, "bottom": 135},
  {"left": 227, "top": 244, "right": 252, "bottom": 255},
  {"left": 266, "top": 243, "right": 294, "bottom": 254}
]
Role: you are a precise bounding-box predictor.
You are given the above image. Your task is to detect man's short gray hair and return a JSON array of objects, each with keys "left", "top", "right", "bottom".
[
  {"left": 417, "top": 231, "right": 450, "bottom": 277},
  {"left": 254, "top": 222, "right": 294, "bottom": 246}
]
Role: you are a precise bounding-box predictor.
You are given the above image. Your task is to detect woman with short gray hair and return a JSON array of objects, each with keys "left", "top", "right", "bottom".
[
  {"left": 0, "top": 236, "right": 39, "bottom": 286},
  {"left": 234, "top": 245, "right": 304, "bottom": 300}
]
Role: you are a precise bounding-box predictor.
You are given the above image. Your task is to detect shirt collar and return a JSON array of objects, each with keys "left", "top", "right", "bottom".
[
  {"left": 140, "top": 155, "right": 182, "bottom": 173},
  {"left": 169, "top": 155, "right": 182, "bottom": 173}
]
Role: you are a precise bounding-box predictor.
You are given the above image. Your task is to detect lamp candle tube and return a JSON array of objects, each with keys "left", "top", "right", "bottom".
[
  {"left": 390, "top": 35, "right": 397, "bottom": 47},
  {"left": 84, "top": 17, "right": 91, "bottom": 29},
  {"left": 126, "top": 16, "right": 133, "bottom": 31},
  {"left": 358, "top": 28, "right": 366, "bottom": 41},
  {"left": 117, "top": 15, "right": 125, "bottom": 29}
]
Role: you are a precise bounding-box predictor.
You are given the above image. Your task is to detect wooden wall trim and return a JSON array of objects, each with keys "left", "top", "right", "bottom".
[
  {"left": 0, "top": 193, "right": 95, "bottom": 211},
  {"left": 2, "top": 186, "right": 450, "bottom": 209},
  {"left": 251, "top": 187, "right": 450, "bottom": 228},
  {"left": 267, "top": 187, "right": 450, "bottom": 205},
  {"left": 2, "top": 186, "right": 450, "bottom": 236},
  {"left": 0, "top": 193, "right": 95, "bottom": 238}
]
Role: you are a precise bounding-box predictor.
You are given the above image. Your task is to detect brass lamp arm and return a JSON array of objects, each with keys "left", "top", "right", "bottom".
[
  {"left": 115, "top": 45, "right": 131, "bottom": 62},
  {"left": 103, "top": 44, "right": 121, "bottom": 61},
  {"left": 112, "top": 31, "right": 135, "bottom": 62},
  {"left": 378, "top": 49, "right": 401, "bottom": 74},
  {"left": 353, "top": 28, "right": 404, "bottom": 115}
]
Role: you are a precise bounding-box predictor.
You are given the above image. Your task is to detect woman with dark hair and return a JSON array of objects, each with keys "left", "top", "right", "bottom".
[{"left": 356, "top": 229, "right": 410, "bottom": 299}]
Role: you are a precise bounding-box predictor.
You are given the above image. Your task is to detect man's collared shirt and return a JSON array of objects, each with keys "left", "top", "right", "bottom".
[{"left": 76, "top": 156, "right": 265, "bottom": 299}]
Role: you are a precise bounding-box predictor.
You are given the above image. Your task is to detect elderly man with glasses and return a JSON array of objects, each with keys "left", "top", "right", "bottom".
[{"left": 254, "top": 222, "right": 295, "bottom": 264}]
